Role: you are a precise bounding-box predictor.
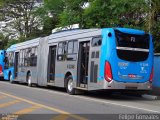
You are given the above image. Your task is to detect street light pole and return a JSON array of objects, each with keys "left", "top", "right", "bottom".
[{"left": 149, "top": 0, "right": 152, "bottom": 33}]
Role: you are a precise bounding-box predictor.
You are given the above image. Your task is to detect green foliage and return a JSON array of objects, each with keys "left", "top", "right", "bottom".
[
  {"left": 0, "top": 34, "right": 8, "bottom": 49},
  {"left": 83, "top": 0, "right": 113, "bottom": 28},
  {"left": 42, "top": 16, "right": 56, "bottom": 35},
  {"left": 44, "top": 0, "right": 64, "bottom": 14},
  {"left": 5, "top": 39, "right": 19, "bottom": 49},
  {"left": 151, "top": 21, "right": 160, "bottom": 53},
  {"left": 59, "top": 0, "right": 88, "bottom": 28},
  {"left": 0, "top": 0, "right": 4, "bottom": 7}
]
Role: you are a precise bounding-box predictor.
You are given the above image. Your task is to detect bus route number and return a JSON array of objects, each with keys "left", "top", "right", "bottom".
[{"left": 67, "top": 64, "right": 75, "bottom": 69}]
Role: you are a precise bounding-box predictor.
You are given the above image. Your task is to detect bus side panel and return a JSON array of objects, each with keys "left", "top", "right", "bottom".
[
  {"left": 3, "top": 67, "right": 14, "bottom": 80},
  {"left": 75, "top": 30, "right": 102, "bottom": 90},
  {"left": 3, "top": 70, "right": 9, "bottom": 80},
  {"left": 98, "top": 28, "right": 115, "bottom": 89},
  {"left": 54, "top": 38, "right": 68, "bottom": 87},
  {"left": 37, "top": 37, "right": 49, "bottom": 86},
  {"left": 27, "top": 67, "right": 38, "bottom": 84}
]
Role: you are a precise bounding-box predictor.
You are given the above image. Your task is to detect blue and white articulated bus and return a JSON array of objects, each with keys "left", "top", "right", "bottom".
[
  {"left": 5, "top": 28, "right": 153, "bottom": 94},
  {"left": 0, "top": 50, "right": 5, "bottom": 79}
]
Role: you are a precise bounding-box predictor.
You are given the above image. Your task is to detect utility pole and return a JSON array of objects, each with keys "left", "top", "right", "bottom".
[{"left": 149, "top": 0, "right": 152, "bottom": 33}]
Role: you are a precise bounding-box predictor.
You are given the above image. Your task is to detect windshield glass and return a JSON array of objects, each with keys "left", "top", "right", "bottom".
[
  {"left": 115, "top": 29, "right": 149, "bottom": 49},
  {"left": 114, "top": 29, "right": 150, "bottom": 62}
]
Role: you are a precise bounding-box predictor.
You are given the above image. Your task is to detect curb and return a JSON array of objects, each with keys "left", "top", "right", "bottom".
[{"left": 142, "top": 94, "right": 160, "bottom": 100}]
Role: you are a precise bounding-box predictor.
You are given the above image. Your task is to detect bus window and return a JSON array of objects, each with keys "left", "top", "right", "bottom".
[
  {"left": 92, "top": 36, "right": 102, "bottom": 47},
  {"left": 57, "top": 41, "right": 67, "bottom": 61},
  {"left": 73, "top": 41, "right": 78, "bottom": 53},
  {"left": 67, "top": 40, "right": 78, "bottom": 61},
  {"left": 115, "top": 29, "right": 149, "bottom": 62},
  {"left": 30, "top": 47, "right": 37, "bottom": 66},
  {"left": 4, "top": 52, "right": 14, "bottom": 69},
  {"left": 19, "top": 49, "right": 24, "bottom": 67},
  {"left": 67, "top": 41, "right": 73, "bottom": 54}
]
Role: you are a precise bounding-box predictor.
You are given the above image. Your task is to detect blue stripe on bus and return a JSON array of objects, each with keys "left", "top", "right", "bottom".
[
  {"left": 51, "top": 73, "right": 77, "bottom": 80},
  {"left": 54, "top": 74, "right": 64, "bottom": 77}
]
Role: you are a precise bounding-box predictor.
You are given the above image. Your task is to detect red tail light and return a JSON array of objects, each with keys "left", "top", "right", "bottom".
[
  {"left": 149, "top": 67, "right": 154, "bottom": 83},
  {"left": 0, "top": 65, "right": 2, "bottom": 73},
  {"left": 104, "top": 61, "right": 113, "bottom": 82}
]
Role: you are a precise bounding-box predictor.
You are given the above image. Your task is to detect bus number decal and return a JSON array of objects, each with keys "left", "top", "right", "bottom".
[
  {"left": 67, "top": 64, "right": 75, "bottom": 69},
  {"left": 118, "top": 62, "right": 129, "bottom": 69},
  {"left": 140, "top": 63, "right": 148, "bottom": 73}
]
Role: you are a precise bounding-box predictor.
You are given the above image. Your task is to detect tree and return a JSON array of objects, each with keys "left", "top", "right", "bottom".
[
  {"left": 83, "top": 0, "right": 114, "bottom": 28},
  {"left": 34, "top": 0, "right": 65, "bottom": 35},
  {"left": 144, "top": 0, "right": 160, "bottom": 52},
  {"left": 0, "top": 33, "right": 9, "bottom": 49},
  {"left": 0, "top": 0, "right": 43, "bottom": 39}
]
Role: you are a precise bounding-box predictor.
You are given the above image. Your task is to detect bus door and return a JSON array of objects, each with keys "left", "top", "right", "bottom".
[
  {"left": 77, "top": 41, "right": 90, "bottom": 88},
  {"left": 47, "top": 46, "right": 56, "bottom": 83},
  {"left": 14, "top": 52, "right": 19, "bottom": 78}
]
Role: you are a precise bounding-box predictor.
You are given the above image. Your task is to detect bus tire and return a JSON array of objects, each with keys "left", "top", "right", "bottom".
[
  {"left": 66, "top": 75, "right": 75, "bottom": 95},
  {"left": 9, "top": 73, "right": 13, "bottom": 84},
  {"left": 27, "top": 73, "right": 32, "bottom": 87}
]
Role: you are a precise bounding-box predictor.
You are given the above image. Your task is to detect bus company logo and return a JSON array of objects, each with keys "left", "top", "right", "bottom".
[
  {"left": 141, "top": 67, "right": 144, "bottom": 71},
  {"left": 118, "top": 62, "right": 129, "bottom": 67},
  {"left": 140, "top": 66, "right": 147, "bottom": 73},
  {"left": 131, "top": 37, "right": 135, "bottom": 42}
]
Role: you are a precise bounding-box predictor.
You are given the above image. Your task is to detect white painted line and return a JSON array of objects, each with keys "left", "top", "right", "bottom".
[
  {"left": 72, "top": 95, "right": 160, "bottom": 113},
  {"left": 142, "top": 94, "right": 158, "bottom": 100},
  {"left": 1, "top": 81, "right": 160, "bottom": 113}
]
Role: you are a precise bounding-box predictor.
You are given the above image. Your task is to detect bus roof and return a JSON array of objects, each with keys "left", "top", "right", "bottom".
[
  {"left": 48, "top": 29, "right": 101, "bottom": 43},
  {"left": 7, "top": 38, "right": 40, "bottom": 51},
  {"left": 49, "top": 29, "right": 100, "bottom": 40}
]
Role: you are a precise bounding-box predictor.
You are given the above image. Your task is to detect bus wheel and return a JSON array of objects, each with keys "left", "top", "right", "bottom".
[
  {"left": 9, "top": 74, "right": 13, "bottom": 84},
  {"left": 66, "top": 76, "right": 75, "bottom": 95},
  {"left": 27, "top": 74, "right": 32, "bottom": 87}
]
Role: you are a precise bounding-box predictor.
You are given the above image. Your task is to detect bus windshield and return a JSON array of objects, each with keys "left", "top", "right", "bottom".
[{"left": 115, "top": 29, "right": 150, "bottom": 62}]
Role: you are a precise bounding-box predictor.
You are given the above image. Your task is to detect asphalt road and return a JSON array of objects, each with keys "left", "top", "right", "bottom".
[{"left": 0, "top": 80, "right": 160, "bottom": 120}]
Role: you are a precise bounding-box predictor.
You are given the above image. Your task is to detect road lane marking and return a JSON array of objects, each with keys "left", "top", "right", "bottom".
[
  {"left": 32, "top": 88, "right": 160, "bottom": 113},
  {"left": 27, "top": 86, "right": 160, "bottom": 113},
  {"left": 52, "top": 114, "right": 69, "bottom": 120},
  {"left": 0, "top": 91, "right": 87, "bottom": 120},
  {"left": 73, "top": 95, "right": 160, "bottom": 113},
  {"left": 14, "top": 105, "right": 41, "bottom": 114},
  {"left": 0, "top": 95, "right": 6, "bottom": 99},
  {"left": 0, "top": 100, "right": 20, "bottom": 108},
  {"left": 1, "top": 81, "right": 160, "bottom": 113}
]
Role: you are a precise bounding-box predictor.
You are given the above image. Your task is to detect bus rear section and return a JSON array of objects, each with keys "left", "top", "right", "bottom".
[
  {"left": 101, "top": 28, "right": 153, "bottom": 91},
  {"left": 0, "top": 50, "right": 5, "bottom": 78}
]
